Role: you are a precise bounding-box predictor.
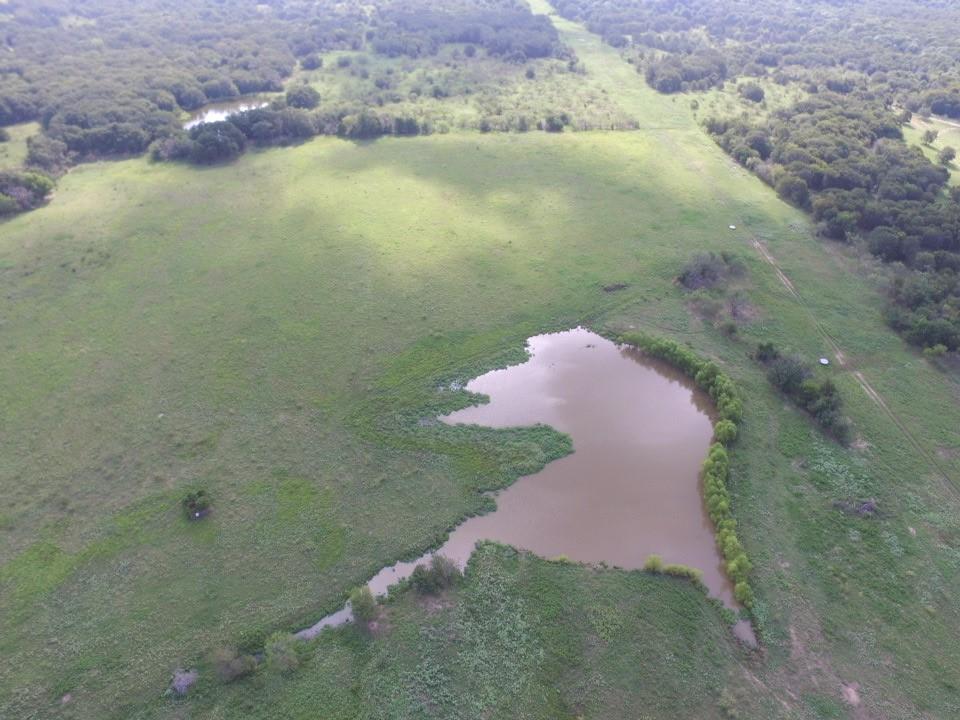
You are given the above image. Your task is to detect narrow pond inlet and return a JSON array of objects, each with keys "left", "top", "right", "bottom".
[{"left": 299, "top": 327, "right": 755, "bottom": 645}]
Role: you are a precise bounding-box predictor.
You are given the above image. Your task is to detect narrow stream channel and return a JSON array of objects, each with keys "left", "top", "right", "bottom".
[{"left": 297, "top": 328, "right": 754, "bottom": 645}]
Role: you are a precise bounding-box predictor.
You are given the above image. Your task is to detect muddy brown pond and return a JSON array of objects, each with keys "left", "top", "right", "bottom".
[{"left": 299, "top": 328, "right": 752, "bottom": 643}]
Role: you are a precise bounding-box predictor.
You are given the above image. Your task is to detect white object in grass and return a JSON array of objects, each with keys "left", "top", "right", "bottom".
[{"left": 819, "top": 357, "right": 830, "bottom": 366}]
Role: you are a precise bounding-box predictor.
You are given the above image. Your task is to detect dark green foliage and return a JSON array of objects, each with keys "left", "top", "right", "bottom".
[
  {"left": 369, "top": 1, "right": 565, "bottom": 62},
  {"left": 709, "top": 99, "right": 959, "bottom": 348},
  {"left": 286, "top": 86, "right": 321, "bottom": 110},
  {"left": 753, "top": 342, "right": 780, "bottom": 364},
  {"left": 767, "top": 356, "right": 811, "bottom": 395},
  {"left": 554, "top": 0, "right": 960, "bottom": 352},
  {"left": 301, "top": 54, "right": 324, "bottom": 71},
  {"left": 755, "top": 344, "right": 852, "bottom": 443},
  {"left": 678, "top": 251, "right": 744, "bottom": 290},
  {"left": 349, "top": 586, "right": 377, "bottom": 623},
  {"left": 775, "top": 174, "right": 809, "bottom": 208},
  {"left": 211, "top": 647, "right": 258, "bottom": 683},
  {"left": 939, "top": 147, "right": 957, "bottom": 166},
  {"left": 264, "top": 632, "right": 302, "bottom": 675},
  {"left": 644, "top": 50, "right": 727, "bottom": 93},
  {"left": 181, "top": 490, "right": 211, "bottom": 520},
  {"left": 738, "top": 82, "right": 764, "bottom": 103},
  {"left": 0, "top": 0, "right": 564, "bottom": 177},
  {"left": 0, "top": 128, "right": 9, "bottom": 143},
  {"left": 0, "top": 171, "right": 54, "bottom": 214},
  {"left": 188, "top": 122, "right": 247, "bottom": 164},
  {"left": 410, "top": 554, "right": 462, "bottom": 595}
]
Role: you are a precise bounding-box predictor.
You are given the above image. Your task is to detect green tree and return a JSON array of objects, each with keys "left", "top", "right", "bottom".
[
  {"left": 286, "top": 85, "right": 321, "bottom": 110},
  {"left": 264, "top": 632, "right": 301, "bottom": 674},
  {"left": 938, "top": 146, "right": 956, "bottom": 166},
  {"left": 349, "top": 586, "right": 377, "bottom": 623}
]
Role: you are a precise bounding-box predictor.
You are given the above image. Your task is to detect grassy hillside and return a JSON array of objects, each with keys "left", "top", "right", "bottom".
[{"left": 1, "top": 2, "right": 959, "bottom": 718}]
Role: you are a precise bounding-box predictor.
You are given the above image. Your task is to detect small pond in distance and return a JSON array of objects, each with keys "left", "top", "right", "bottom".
[{"left": 183, "top": 98, "right": 269, "bottom": 129}]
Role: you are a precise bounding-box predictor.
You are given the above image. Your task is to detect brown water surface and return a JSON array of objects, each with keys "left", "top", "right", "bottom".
[
  {"left": 368, "top": 327, "right": 734, "bottom": 604},
  {"left": 299, "top": 327, "right": 749, "bottom": 641}
]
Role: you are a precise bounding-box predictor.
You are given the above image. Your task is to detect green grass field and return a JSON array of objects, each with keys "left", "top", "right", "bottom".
[
  {"left": 905, "top": 115, "right": 960, "bottom": 185},
  {"left": 293, "top": 46, "right": 634, "bottom": 133},
  {"left": 2, "top": 3, "right": 960, "bottom": 718},
  {"left": 0, "top": 121, "right": 38, "bottom": 169}
]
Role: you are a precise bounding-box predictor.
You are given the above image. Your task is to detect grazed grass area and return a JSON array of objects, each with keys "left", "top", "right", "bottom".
[
  {"left": 0, "top": 121, "right": 38, "bottom": 169},
  {"left": 295, "top": 47, "right": 635, "bottom": 132},
  {"left": 1, "top": 2, "right": 959, "bottom": 719},
  {"left": 905, "top": 115, "right": 960, "bottom": 185},
  {"left": 694, "top": 78, "right": 809, "bottom": 123},
  {"left": 175, "top": 545, "right": 780, "bottom": 719}
]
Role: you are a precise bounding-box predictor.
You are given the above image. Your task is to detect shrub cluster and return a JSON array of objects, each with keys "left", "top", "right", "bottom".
[
  {"left": 349, "top": 586, "right": 378, "bottom": 624},
  {"left": 410, "top": 555, "right": 462, "bottom": 595},
  {"left": 644, "top": 555, "right": 706, "bottom": 585},
  {"left": 753, "top": 343, "right": 852, "bottom": 444},
  {"left": 677, "top": 251, "right": 745, "bottom": 290},
  {"left": 211, "top": 647, "right": 257, "bottom": 683},
  {"left": 0, "top": 171, "right": 54, "bottom": 216},
  {"left": 620, "top": 333, "right": 754, "bottom": 608},
  {"left": 181, "top": 490, "right": 211, "bottom": 521}
]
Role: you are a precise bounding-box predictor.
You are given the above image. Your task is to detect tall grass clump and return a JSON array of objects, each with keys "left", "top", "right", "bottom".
[{"left": 621, "top": 332, "right": 755, "bottom": 609}]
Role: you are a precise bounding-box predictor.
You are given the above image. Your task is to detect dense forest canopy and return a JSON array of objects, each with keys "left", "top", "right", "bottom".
[
  {"left": 0, "top": 0, "right": 565, "bottom": 171},
  {"left": 553, "top": 0, "right": 960, "bottom": 109},
  {"left": 553, "top": 0, "right": 960, "bottom": 352}
]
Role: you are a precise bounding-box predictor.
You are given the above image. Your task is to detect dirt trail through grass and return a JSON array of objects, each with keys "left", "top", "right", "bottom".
[
  {"left": 749, "top": 236, "right": 960, "bottom": 499},
  {"left": 532, "top": 0, "right": 960, "bottom": 498}
]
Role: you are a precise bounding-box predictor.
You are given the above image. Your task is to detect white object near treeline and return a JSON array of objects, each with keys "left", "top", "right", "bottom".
[
  {"left": 819, "top": 357, "right": 830, "bottom": 366},
  {"left": 729, "top": 225, "right": 737, "bottom": 230}
]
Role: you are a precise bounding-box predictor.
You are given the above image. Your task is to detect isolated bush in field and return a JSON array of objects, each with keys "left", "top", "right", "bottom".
[
  {"left": 939, "top": 147, "right": 957, "bottom": 166},
  {"left": 922, "top": 129, "right": 939, "bottom": 145},
  {"left": 678, "top": 252, "right": 738, "bottom": 290},
  {"left": 0, "top": 128, "right": 9, "bottom": 142},
  {"left": 753, "top": 341, "right": 780, "bottom": 364},
  {"left": 767, "top": 355, "right": 810, "bottom": 394},
  {"left": 265, "top": 632, "right": 301, "bottom": 674},
  {"left": 211, "top": 647, "right": 257, "bottom": 683},
  {"left": 643, "top": 554, "right": 664, "bottom": 572},
  {"left": 182, "top": 489, "right": 211, "bottom": 520},
  {"left": 349, "top": 586, "right": 377, "bottom": 623},
  {"left": 714, "top": 419, "right": 738, "bottom": 445}
]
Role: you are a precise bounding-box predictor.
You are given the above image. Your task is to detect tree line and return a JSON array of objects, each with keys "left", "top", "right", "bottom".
[
  {"left": 0, "top": 0, "right": 570, "bottom": 216},
  {"left": 551, "top": 0, "right": 960, "bottom": 352}
]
